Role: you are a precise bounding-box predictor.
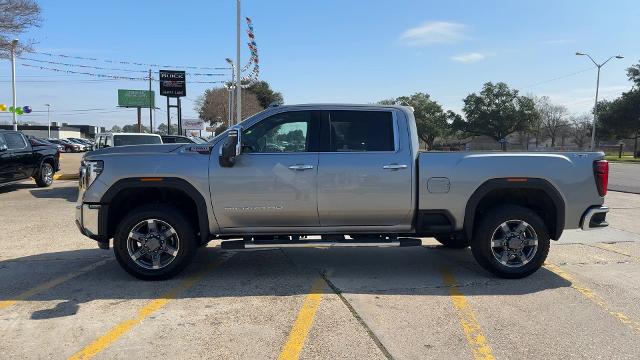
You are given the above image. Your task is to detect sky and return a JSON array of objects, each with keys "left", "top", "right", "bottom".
[{"left": 0, "top": 0, "right": 638, "bottom": 131}]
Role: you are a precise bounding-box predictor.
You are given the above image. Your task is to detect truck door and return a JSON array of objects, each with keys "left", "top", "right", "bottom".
[
  {"left": 0, "top": 134, "right": 11, "bottom": 183},
  {"left": 210, "top": 110, "right": 321, "bottom": 228},
  {"left": 317, "top": 109, "right": 413, "bottom": 226},
  {"left": 2, "top": 133, "right": 33, "bottom": 181}
]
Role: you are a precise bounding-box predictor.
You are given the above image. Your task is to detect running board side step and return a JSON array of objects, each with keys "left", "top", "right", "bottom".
[{"left": 221, "top": 238, "right": 422, "bottom": 250}]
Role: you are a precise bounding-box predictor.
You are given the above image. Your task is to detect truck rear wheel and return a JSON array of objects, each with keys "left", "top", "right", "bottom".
[
  {"left": 471, "top": 205, "right": 550, "bottom": 279},
  {"left": 435, "top": 234, "right": 470, "bottom": 249},
  {"left": 113, "top": 205, "right": 197, "bottom": 280},
  {"left": 35, "top": 162, "right": 54, "bottom": 187}
]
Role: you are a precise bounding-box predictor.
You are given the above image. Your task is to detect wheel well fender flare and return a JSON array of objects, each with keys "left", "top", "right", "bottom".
[
  {"left": 463, "top": 178, "right": 565, "bottom": 240},
  {"left": 100, "top": 177, "right": 210, "bottom": 243}
]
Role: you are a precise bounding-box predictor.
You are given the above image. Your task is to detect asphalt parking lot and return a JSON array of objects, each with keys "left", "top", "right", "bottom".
[{"left": 1, "top": 173, "right": 640, "bottom": 359}]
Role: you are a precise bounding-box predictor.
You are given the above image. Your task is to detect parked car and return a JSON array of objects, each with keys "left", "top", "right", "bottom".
[
  {"left": 65, "top": 138, "right": 90, "bottom": 151},
  {"left": 161, "top": 135, "right": 196, "bottom": 144},
  {"left": 94, "top": 132, "right": 162, "bottom": 149},
  {"left": 0, "top": 130, "right": 59, "bottom": 187},
  {"left": 68, "top": 138, "right": 94, "bottom": 151},
  {"left": 48, "top": 138, "right": 81, "bottom": 152},
  {"left": 27, "top": 136, "right": 65, "bottom": 152},
  {"left": 76, "top": 104, "right": 609, "bottom": 280}
]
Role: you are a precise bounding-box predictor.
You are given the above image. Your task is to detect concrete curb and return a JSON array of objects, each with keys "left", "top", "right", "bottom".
[{"left": 54, "top": 173, "right": 79, "bottom": 181}]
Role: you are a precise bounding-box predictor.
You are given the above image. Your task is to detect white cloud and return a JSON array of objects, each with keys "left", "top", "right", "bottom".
[
  {"left": 399, "top": 21, "right": 466, "bottom": 46},
  {"left": 451, "top": 52, "right": 486, "bottom": 63}
]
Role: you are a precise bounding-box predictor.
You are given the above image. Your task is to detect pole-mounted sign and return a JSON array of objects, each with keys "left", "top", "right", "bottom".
[
  {"left": 117, "top": 89, "right": 155, "bottom": 133},
  {"left": 159, "top": 70, "right": 186, "bottom": 97},
  {"left": 160, "top": 70, "right": 186, "bottom": 135}
]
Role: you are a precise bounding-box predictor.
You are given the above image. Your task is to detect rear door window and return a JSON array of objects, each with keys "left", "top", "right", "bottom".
[
  {"left": 4, "top": 133, "right": 27, "bottom": 150},
  {"left": 328, "top": 111, "right": 395, "bottom": 152}
]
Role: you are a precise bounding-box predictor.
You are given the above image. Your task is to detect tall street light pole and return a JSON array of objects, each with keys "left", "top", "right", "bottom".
[
  {"left": 235, "top": 0, "right": 242, "bottom": 125},
  {"left": 11, "top": 39, "right": 18, "bottom": 131},
  {"left": 45, "top": 104, "right": 51, "bottom": 138},
  {"left": 225, "top": 58, "right": 235, "bottom": 127},
  {"left": 576, "top": 52, "right": 624, "bottom": 150}
]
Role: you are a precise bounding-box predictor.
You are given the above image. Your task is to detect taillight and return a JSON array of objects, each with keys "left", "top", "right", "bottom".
[{"left": 593, "top": 160, "right": 608, "bottom": 197}]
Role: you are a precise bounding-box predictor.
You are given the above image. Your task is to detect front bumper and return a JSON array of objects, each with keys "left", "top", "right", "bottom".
[
  {"left": 581, "top": 206, "right": 609, "bottom": 231},
  {"left": 75, "top": 203, "right": 102, "bottom": 240}
]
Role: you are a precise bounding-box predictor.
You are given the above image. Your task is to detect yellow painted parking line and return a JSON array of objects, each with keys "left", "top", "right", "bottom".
[
  {"left": 68, "top": 254, "right": 231, "bottom": 360},
  {"left": 545, "top": 262, "right": 640, "bottom": 333},
  {"left": 441, "top": 268, "right": 495, "bottom": 360},
  {"left": 277, "top": 277, "right": 326, "bottom": 360},
  {"left": 54, "top": 173, "right": 79, "bottom": 181},
  {"left": 0, "top": 259, "right": 109, "bottom": 310}
]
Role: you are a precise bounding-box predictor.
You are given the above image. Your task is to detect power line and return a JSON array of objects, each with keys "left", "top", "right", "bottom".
[
  {"left": 19, "top": 57, "right": 228, "bottom": 76},
  {"left": 20, "top": 63, "right": 226, "bottom": 83},
  {"left": 522, "top": 66, "right": 596, "bottom": 90},
  {"left": 31, "top": 50, "right": 230, "bottom": 71}
]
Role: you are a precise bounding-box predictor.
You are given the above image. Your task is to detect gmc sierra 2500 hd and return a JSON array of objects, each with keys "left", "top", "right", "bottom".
[{"left": 75, "top": 104, "right": 609, "bottom": 280}]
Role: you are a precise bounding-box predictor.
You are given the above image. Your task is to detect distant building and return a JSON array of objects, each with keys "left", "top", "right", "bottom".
[{"left": 0, "top": 123, "right": 105, "bottom": 139}]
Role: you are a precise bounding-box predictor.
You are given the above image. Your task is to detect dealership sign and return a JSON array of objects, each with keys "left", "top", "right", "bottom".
[
  {"left": 118, "top": 89, "right": 154, "bottom": 108},
  {"left": 159, "top": 70, "right": 186, "bottom": 97},
  {"left": 182, "top": 119, "right": 206, "bottom": 130}
]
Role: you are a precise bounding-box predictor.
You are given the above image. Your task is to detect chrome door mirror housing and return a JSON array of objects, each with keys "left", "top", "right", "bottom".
[
  {"left": 0, "top": 144, "right": 7, "bottom": 152},
  {"left": 219, "top": 125, "right": 242, "bottom": 167}
]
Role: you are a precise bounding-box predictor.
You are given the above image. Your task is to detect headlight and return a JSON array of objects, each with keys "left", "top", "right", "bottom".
[{"left": 80, "top": 160, "right": 103, "bottom": 190}]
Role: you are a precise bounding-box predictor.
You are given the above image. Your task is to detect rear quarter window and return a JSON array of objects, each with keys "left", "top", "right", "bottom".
[{"left": 329, "top": 110, "right": 394, "bottom": 152}]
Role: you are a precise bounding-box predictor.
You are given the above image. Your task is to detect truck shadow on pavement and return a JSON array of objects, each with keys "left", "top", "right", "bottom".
[
  {"left": 28, "top": 186, "right": 78, "bottom": 202},
  {"left": 0, "top": 246, "right": 571, "bottom": 320}
]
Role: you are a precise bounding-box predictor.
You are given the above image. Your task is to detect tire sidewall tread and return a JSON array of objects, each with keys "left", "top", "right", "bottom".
[
  {"left": 113, "top": 205, "right": 197, "bottom": 280},
  {"left": 471, "top": 205, "right": 550, "bottom": 279}
]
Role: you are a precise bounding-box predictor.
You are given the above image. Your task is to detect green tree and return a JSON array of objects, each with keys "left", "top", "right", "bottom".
[
  {"left": 378, "top": 93, "right": 455, "bottom": 149},
  {"left": 122, "top": 124, "right": 149, "bottom": 133},
  {"left": 156, "top": 123, "right": 179, "bottom": 135},
  {"left": 109, "top": 125, "right": 122, "bottom": 133},
  {"left": 598, "top": 90, "right": 640, "bottom": 157},
  {"left": 246, "top": 81, "right": 284, "bottom": 108},
  {"left": 627, "top": 61, "right": 640, "bottom": 88},
  {"left": 454, "top": 82, "right": 536, "bottom": 150}
]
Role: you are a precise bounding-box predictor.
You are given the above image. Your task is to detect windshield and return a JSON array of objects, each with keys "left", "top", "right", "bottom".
[
  {"left": 114, "top": 135, "right": 162, "bottom": 146},
  {"left": 189, "top": 137, "right": 207, "bottom": 144}
]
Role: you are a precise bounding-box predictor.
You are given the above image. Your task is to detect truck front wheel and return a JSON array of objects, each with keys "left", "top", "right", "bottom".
[
  {"left": 113, "top": 205, "right": 197, "bottom": 280},
  {"left": 471, "top": 205, "right": 550, "bottom": 279}
]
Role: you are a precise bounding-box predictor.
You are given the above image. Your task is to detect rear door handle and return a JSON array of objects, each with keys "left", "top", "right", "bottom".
[
  {"left": 383, "top": 164, "right": 407, "bottom": 170},
  {"left": 288, "top": 164, "right": 314, "bottom": 171}
]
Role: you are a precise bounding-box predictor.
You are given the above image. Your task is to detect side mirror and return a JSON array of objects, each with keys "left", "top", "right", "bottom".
[
  {"left": 0, "top": 144, "right": 7, "bottom": 152},
  {"left": 219, "top": 126, "right": 242, "bottom": 167}
]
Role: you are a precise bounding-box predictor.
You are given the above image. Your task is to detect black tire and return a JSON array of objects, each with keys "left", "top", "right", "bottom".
[
  {"left": 35, "top": 162, "right": 54, "bottom": 187},
  {"left": 435, "top": 233, "right": 470, "bottom": 249},
  {"left": 471, "top": 205, "right": 550, "bottom": 279},
  {"left": 113, "top": 205, "right": 198, "bottom": 280}
]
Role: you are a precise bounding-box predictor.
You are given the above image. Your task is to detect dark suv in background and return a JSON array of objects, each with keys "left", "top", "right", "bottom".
[{"left": 0, "top": 130, "right": 60, "bottom": 187}]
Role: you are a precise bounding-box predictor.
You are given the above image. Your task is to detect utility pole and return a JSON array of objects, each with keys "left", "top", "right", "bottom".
[
  {"left": 236, "top": 0, "right": 242, "bottom": 125},
  {"left": 46, "top": 104, "right": 51, "bottom": 138},
  {"left": 576, "top": 52, "right": 624, "bottom": 150},
  {"left": 148, "top": 69, "right": 153, "bottom": 133},
  {"left": 11, "top": 39, "right": 18, "bottom": 131}
]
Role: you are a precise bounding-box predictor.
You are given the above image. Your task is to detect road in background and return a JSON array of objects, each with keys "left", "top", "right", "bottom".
[
  {"left": 1, "top": 181, "right": 640, "bottom": 359},
  {"left": 609, "top": 162, "right": 640, "bottom": 194}
]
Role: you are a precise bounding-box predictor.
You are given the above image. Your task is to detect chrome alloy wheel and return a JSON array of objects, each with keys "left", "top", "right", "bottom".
[
  {"left": 126, "top": 219, "right": 180, "bottom": 270},
  {"left": 490, "top": 220, "right": 538, "bottom": 268},
  {"left": 42, "top": 163, "right": 53, "bottom": 185}
]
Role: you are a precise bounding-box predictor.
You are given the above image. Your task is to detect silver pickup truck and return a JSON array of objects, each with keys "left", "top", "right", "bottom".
[{"left": 75, "top": 104, "right": 609, "bottom": 280}]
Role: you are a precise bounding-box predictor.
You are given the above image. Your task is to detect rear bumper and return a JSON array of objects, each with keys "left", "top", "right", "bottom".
[{"left": 581, "top": 206, "right": 609, "bottom": 231}]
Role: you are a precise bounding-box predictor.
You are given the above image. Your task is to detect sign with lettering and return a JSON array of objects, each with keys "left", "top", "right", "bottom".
[{"left": 159, "top": 70, "right": 186, "bottom": 97}]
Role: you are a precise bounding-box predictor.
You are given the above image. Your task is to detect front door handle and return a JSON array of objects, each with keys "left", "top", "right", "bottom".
[
  {"left": 288, "top": 164, "right": 314, "bottom": 171},
  {"left": 383, "top": 164, "right": 407, "bottom": 170}
]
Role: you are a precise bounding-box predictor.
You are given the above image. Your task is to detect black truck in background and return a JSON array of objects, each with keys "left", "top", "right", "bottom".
[{"left": 0, "top": 130, "right": 60, "bottom": 187}]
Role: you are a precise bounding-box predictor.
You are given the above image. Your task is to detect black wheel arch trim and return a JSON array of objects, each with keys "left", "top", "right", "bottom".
[
  {"left": 463, "top": 178, "right": 565, "bottom": 240},
  {"left": 98, "top": 177, "right": 210, "bottom": 244}
]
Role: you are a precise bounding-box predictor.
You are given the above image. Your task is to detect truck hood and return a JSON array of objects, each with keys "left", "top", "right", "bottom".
[{"left": 86, "top": 144, "right": 184, "bottom": 158}]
